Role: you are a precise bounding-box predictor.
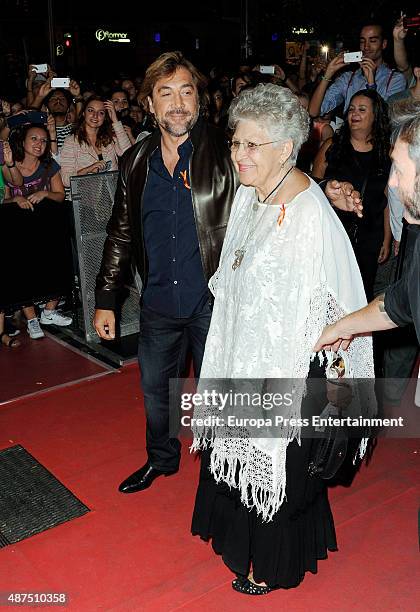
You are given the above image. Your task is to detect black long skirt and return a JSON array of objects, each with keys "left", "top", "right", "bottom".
[{"left": 191, "top": 366, "right": 338, "bottom": 589}]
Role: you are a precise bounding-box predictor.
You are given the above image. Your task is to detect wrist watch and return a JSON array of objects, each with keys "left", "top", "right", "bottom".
[
  {"left": 366, "top": 82, "right": 377, "bottom": 90},
  {"left": 6, "top": 162, "right": 16, "bottom": 168},
  {"left": 73, "top": 96, "right": 83, "bottom": 103}
]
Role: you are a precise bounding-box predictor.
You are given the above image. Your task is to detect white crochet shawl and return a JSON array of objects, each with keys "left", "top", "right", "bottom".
[{"left": 191, "top": 179, "right": 374, "bottom": 521}]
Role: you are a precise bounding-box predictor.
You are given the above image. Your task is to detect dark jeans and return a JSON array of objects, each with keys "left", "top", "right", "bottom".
[{"left": 138, "top": 304, "right": 212, "bottom": 472}]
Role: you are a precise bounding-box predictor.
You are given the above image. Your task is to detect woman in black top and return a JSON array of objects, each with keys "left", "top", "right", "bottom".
[{"left": 312, "top": 89, "right": 392, "bottom": 301}]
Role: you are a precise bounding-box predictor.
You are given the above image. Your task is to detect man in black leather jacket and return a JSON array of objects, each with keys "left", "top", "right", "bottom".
[{"left": 94, "top": 52, "right": 238, "bottom": 493}]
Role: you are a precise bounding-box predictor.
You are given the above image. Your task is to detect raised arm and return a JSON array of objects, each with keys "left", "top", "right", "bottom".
[
  {"left": 393, "top": 17, "right": 413, "bottom": 84},
  {"left": 308, "top": 54, "right": 346, "bottom": 118}
]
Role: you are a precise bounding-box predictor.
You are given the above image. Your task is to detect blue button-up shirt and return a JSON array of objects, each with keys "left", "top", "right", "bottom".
[
  {"left": 321, "top": 63, "right": 406, "bottom": 114},
  {"left": 142, "top": 139, "right": 209, "bottom": 318}
]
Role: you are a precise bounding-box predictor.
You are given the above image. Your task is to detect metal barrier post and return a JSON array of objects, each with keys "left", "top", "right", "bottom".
[{"left": 70, "top": 171, "right": 140, "bottom": 343}]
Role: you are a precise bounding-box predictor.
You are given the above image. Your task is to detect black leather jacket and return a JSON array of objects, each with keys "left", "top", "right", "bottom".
[{"left": 95, "top": 118, "right": 239, "bottom": 310}]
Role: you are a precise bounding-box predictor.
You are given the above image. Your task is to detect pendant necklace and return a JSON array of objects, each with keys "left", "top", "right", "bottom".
[{"left": 232, "top": 167, "right": 294, "bottom": 271}]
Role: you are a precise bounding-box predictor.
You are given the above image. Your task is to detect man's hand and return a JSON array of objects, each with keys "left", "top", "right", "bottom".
[
  {"left": 313, "top": 323, "right": 353, "bottom": 353},
  {"left": 37, "top": 78, "right": 53, "bottom": 100},
  {"left": 273, "top": 64, "right": 286, "bottom": 82},
  {"left": 47, "top": 113, "right": 57, "bottom": 137},
  {"left": 94, "top": 309, "right": 115, "bottom": 340},
  {"left": 69, "top": 79, "right": 81, "bottom": 98},
  {"left": 360, "top": 57, "right": 377, "bottom": 85},
  {"left": 325, "top": 180, "right": 363, "bottom": 217},
  {"left": 324, "top": 53, "right": 345, "bottom": 80}
]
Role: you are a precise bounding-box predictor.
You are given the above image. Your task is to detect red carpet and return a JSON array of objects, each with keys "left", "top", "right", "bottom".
[
  {"left": 0, "top": 331, "right": 112, "bottom": 404},
  {"left": 0, "top": 364, "right": 419, "bottom": 611}
]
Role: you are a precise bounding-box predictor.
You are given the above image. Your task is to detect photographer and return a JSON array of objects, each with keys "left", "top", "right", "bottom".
[{"left": 309, "top": 23, "right": 407, "bottom": 118}]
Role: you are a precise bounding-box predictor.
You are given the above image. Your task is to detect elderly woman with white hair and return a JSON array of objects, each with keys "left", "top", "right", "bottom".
[{"left": 191, "top": 84, "right": 374, "bottom": 595}]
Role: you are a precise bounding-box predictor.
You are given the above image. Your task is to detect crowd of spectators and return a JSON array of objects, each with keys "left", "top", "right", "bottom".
[{"left": 0, "top": 15, "right": 418, "bottom": 368}]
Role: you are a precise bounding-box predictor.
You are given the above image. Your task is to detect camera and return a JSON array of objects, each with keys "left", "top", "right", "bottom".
[
  {"left": 7, "top": 111, "right": 48, "bottom": 130},
  {"left": 51, "top": 77, "right": 70, "bottom": 88},
  {"left": 343, "top": 51, "right": 362, "bottom": 64},
  {"left": 260, "top": 66, "right": 275, "bottom": 75},
  {"left": 32, "top": 64, "right": 48, "bottom": 74}
]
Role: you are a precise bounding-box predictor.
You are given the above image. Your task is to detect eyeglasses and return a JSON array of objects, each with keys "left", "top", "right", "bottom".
[{"left": 228, "top": 139, "right": 283, "bottom": 153}]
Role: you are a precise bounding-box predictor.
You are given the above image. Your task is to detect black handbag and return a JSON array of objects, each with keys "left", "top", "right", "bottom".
[
  {"left": 308, "top": 356, "right": 349, "bottom": 480},
  {"left": 308, "top": 415, "right": 349, "bottom": 479}
]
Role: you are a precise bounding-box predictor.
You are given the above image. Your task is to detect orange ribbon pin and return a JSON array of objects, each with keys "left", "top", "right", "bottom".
[{"left": 180, "top": 170, "right": 191, "bottom": 190}]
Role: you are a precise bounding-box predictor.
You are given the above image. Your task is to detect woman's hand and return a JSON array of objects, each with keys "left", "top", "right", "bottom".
[
  {"left": 1, "top": 99, "right": 11, "bottom": 116},
  {"left": 123, "top": 125, "right": 135, "bottom": 145},
  {"left": 90, "top": 160, "right": 107, "bottom": 173},
  {"left": 15, "top": 195, "right": 34, "bottom": 211},
  {"left": 3, "top": 141, "right": 14, "bottom": 166},
  {"left": 377, "top": 242, "right": 390, "bottom": 264},
  {"left": 27, "top": 191, "right": 48, "bottom": 204},
  {"left": 104, "top": 100, "right": 118, "bottom": 123}
]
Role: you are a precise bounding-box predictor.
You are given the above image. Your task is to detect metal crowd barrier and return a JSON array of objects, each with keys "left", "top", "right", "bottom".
[{"left": 70, "top": 171, "right": 140, "bottom": 343}]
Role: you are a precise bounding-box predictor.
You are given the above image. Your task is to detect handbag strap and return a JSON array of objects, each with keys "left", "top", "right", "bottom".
[{"left": 352, "top": 151, "right": 372, "bottom": 200}]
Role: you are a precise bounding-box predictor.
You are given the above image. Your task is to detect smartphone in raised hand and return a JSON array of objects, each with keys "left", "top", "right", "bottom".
[
  {"left": 51, "top": 77, "right": 70, "bottom": 88},
  {"left": 343, "top": 51, "right": 362, "bottom": 63}
]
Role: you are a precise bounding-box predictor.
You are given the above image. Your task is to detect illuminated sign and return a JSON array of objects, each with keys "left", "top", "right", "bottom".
[
  {"left": 292, "top": 27, "right": 314, "bottom": 35},
  {"left": 95, "top": 29, "right": 131, "bottom": 43}
]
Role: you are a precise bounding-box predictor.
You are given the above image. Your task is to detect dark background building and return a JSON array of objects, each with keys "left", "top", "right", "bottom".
[{"left": 0, "top": 0, "right": 418, "bottom": 97}]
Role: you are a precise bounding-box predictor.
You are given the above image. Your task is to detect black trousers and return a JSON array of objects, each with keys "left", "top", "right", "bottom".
[{"left": 137, "top": 304, "right": 212, "bottom": 472}]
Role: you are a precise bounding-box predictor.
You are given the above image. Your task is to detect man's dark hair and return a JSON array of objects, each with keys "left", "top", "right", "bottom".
[
  {"left": 44, "top": 88, "right": 73, "bottom": 109},
  {"left": 139, "top": 51, "right": 207, "bottom": 113},
  {"left": 359, "top": 22, "right": 386, "bottom": 40}
]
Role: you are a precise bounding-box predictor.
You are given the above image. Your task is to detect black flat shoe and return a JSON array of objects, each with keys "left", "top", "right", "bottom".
[
  {"left": 118, "top": 462, "right": 177, "bottom": 494},
  {"left": 232, "top": 577, "right": 272, "bottom": 595}
]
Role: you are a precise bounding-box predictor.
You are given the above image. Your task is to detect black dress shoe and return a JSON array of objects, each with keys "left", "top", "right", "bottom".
[{"left": 118, "top": 462, "right": 177, "bottom": 494}]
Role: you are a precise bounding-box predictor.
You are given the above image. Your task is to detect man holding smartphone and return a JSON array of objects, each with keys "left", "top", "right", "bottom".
[{"left": 309, "top": 23, "right": 407, "bottom": 118}]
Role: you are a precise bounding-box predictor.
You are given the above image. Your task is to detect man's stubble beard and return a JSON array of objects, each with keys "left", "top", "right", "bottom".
[
  {"left": 402, "top": 175, "right": 420, "bottom": 221},
  {"left": 156, "top": 108, "right": 199, "bottom": 137}
]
